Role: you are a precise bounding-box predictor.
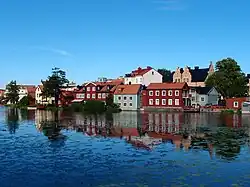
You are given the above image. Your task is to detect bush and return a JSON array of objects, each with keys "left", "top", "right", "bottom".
[
  {"left": 84, "top": 100, "right": 105, "bottom": 114},
  {"left": 70, "top": 103, "right": 84, "bottom": 112},
  {"left": 221, "top": 109, "right": 235, "bottom": 115}
]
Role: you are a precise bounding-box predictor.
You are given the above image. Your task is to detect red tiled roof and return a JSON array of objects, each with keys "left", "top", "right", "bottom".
[
  {"left": 146, "top": 83, "right": 187, "bottom": 90},
  {"left": 114, "top": 84, "right": 141, "bottom": 95},
  {"left": 130, "top": 66, "right": 152, "bottom": 77}
]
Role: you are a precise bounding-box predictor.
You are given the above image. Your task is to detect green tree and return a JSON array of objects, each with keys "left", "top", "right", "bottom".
[
  {"left": 6, "top": 80, "right": 19, "bottom": 104},
  {"left": 42, "top": 67, "right": 69, "bottom": 107},
  {"left": 205, "top": 58, "right": 248, "bottom": 98},
  {"left": 157, "top": 69, "right": 172, "bottom": 82}
]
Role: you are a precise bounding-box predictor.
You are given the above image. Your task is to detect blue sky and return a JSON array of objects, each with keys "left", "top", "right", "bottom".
[{"left": 1, "top": 0, "right": 250, "bottom": 88}]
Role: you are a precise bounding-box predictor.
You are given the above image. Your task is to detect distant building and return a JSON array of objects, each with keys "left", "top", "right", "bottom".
[
  {"left": 35, "top": 85, "right": 55, "bottom": 105},
  {"left": 124, "top": 66, "right": 162, "bottom": 86},
  {"left": 190, "top": 87, "right": 220, "bottom": 107},
  {"left": 0, "top": 89, "right": 5, "bottom": 97},
  {"left": 225, "top": 97, "right": 249, "bottom": 110},
  {"left": 113, "top": 84, "right": 142, "bottom": 111},
  {"left": 172, "top": 62, "right": 214, "bottom": 87}
]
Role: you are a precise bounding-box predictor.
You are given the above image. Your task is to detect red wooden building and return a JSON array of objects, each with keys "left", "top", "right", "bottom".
[
  {"left": 225, "top": 97, "right": 249, "bottom": 110},
  {"left": 141, "top": 82, "right": 191, "bottom": 109}
]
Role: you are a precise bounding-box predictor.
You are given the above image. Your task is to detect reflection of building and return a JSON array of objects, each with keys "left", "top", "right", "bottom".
[
  {"left": 35, "top": 110, "right": 56, "bottom": 129},
  {"left": 113, "top": 111, "right": 140, "bottom": 128}
]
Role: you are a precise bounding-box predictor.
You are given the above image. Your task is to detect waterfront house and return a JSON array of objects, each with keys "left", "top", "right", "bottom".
[
  {"left": 172, "top": 62, "right": 214, "bottom": 87},
  {"left": 190, "top": 87, "right": 219, "bottom": 107},
  {"left": 124, "top": 66, "right": 162, "bottom": 86},
  {"left": 35, "top": 85, "right": 55, "bottom": 105},
  {"left": 247, "top": 74, "right": 250, "bottom": 96},
  {"left": 113, "top": 84, "right": 141, "bottom": 111},
  {"left": 141, "top": 82, "right": 191, "bottom": 109},
  {"left": 225, "top": 97, "right": 249, "bottom": 110}
]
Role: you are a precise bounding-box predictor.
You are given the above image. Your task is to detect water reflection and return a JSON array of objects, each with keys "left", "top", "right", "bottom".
[{"left": 5, "top": 108, "right": 250, "bottom": 160}]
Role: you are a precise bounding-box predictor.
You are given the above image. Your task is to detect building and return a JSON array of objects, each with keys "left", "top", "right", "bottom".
[
  {"left": 113, "top": 84, "right": 142, "bottom": 111},
  {"left": 124, "top": 66, "right": 162, "bottom": 86},
  {"left": 72, "top": 79, "right": 123, "bottom": 103},
  {"left": 190, "top": 87, "right": 220, "bottom": 107},
  {"left": 172, "top": 62, "right": 214, "bottom": 87},
  {"left": 141, "top": 82, "right": 190, "bottom": 109},
  {"left": 35, "top": 85, "right": 55, "bottom": 105},
  {"left": 247, "top": 74, "right": 250, "bottom": 96},
  {"left": 61, "top": 82, "right": 77, "bottom": 91},
  {"left": 225, "top": 97, "right": 249, "bottom": 110},
  {"left": 0, "top": 89, "right": 5, "bottom": 97}
]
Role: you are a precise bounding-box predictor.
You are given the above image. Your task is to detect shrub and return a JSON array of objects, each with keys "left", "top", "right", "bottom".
[
  {"left": 84, "top": 100, "right": 105, "bottom": 114},
  {"left": 70, "top": 103, "right": 84, "bottom": 112}
]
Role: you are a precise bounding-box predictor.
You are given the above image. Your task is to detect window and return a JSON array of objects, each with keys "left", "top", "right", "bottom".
[
  {"left": 87, "top": 94, "right": 90, "bottom": 98},
  {"left": 149, "top": 99, "right": 153, "bottom": 105},
  {"left": 175, "top": 90, "right": 179, "bottom": 96},
  {"left": 201, "top": 97, "right": 205, "bottom": 102},
  {"left": 118, "top": 96, "right": 121, "bottom": 100},
  {"left": 175, "top": 99, "right": 179, "bottom": 106},
  {"left": 92, "top": 87, "right": 96, "bottom": 91},
  {"left": 178, "top": 79, "right": 180, "bottom": 82},
  {"left": 123, "top": 103, "right": 127, "bottom": 107},
  {"left": 76, "top": 93, "right": 85, "bottom": 99},
  {"left": 152, "top": 71, "right": 154, "bottom": 75},
  {"left": 124, "top": 96, "right": 127, "bottom": 100},
  {"left": 233, "top": 101, "right": 239, "bottom": 108},
  {"left": 102, "top": 93, "right": 106, "bottom": 98},
  {"left": 156, "top": 91, "right": 160, "bottom": 96},
  {"left": 187, "top": 78, "right": 189, "bottom": 82},
  {"left": 149, "top": 91, "right": 153, "bottom": 96},
  {"left": 136, "top": 79, "right": 138, "bottom": 83},
  {"left": 129, "top": 103, "right": 133, "bottom": 107},
  {"left": 162, "top": 99, "right": 166, "bottom": 105},
  {"left": 175, "top": 79, "right": 177, "bottom": 83},
  {"left": 118, "top": 103, "right": 121, "bottom": 106},
  {"left": 140, "top": 78, "right": 142, "bottom": 83},
  {"left": 92, "top": 94, "right": 95, "bottom": 99},
  {"left": 87, "top": 87, "right": 90, "bottom": 91},
  {"left": 130, "top": 96, "right": 133, "bottom": 100},
  {"left": 98, "top": 93, "right": 102, "bottom": 99},
  {"left": 155, "top": 99, "right": 159, "bottom": 105},
  {"left": 168, "top": 99, "right": 172, "bottom": 105},
  {"left": 162, "top": 90, "right": 166, "bottom": 96},
  {"left": 192, "top": 97, "right": 195, "bottom": 101},
  {"left": 183, "top": 78, "right": 186, "bottom": 82},
  {"left": 168, "top": 90, "right": 172, "bottom": 96}
]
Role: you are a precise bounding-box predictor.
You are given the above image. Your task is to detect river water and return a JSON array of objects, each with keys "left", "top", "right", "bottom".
[{"left": 1, "top": 107, "right": 250, "bottom": 187}]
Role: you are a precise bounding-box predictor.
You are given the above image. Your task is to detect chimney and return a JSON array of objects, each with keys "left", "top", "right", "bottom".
[
  {"left": 138, "top": 67, "right": 142, "bottom": 71},
  {"left": 194, "top": 66, "right": 199, "bottom": 70}
]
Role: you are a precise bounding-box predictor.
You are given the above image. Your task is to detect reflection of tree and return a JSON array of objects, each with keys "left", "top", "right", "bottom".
[
  {"left": 20, "top": 109, "right": 28, "bottom": 121},
  {"left": 6, "top": 108, "right": 19, "bottom": 134}
]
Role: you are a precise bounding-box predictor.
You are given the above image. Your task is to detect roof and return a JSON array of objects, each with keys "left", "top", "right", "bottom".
[
  {"left": 190, "top": 67, "right": 209, "bottom": 82},
  {"left": 37, "top": 85, "right": 43, "bottom": 91},
  {"left": 125, "top": 66, "right": 153, "bottom": 77},
  {"left": 193, "top": 87, "right": 213, "bottom": 95},
  {"left": 146, "top": 82, "right": 188, "bottom": 90},
  {"left": 114, "top": 84, "right": 141, "bottom": 95},
  {"left": 18, "top": 85, "right": 36, "bottom": 93}
]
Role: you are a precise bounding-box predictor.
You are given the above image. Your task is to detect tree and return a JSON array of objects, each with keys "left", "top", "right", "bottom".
[
  {"left": 42, "top": 67, "right": 69, "bottom": 107},
  {"left": 205, "top": 58, "right": 248, "bottom": 98},
  {"left": 5, "top": 80, "right": 19, "bottom": 104},
  {"left": 157, "top": 69, "right": 173, "bottom": 82}
]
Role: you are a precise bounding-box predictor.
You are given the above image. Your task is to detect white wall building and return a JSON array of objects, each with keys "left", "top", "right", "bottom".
[{"left": 35, "top": 85, "right": 54, "bottom": 105}]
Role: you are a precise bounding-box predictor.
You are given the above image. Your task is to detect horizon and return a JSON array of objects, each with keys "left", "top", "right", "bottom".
[{"left": 1, "top": 0, "right": 250, "bottom": 88}]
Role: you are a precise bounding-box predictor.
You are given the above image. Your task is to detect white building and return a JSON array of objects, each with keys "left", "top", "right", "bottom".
[
  {"left": 124, "top": 66, "right": 162, "bottom": 86},
  {"left": 35, "top": 85, "right": 54, "bottom": 105}
]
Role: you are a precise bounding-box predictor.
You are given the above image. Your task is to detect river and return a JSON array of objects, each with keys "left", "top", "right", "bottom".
[{"left": 1, "top": 106, "right": 250, "bottom": 187}]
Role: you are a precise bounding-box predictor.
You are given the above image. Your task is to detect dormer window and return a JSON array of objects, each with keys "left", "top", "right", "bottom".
[{"left": 152, "top": 71, "right": 154, "bottom": 75}]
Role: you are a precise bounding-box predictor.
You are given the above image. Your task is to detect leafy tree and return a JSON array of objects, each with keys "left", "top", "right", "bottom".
[
  {"left": 42, "top": 67, "right": 69, "bottom": 107},
  {"left": 157, "top": 69, "right": 173, "bottom": 82},
  {"left": 205, "top": 58, "right": 248, "bottom": 98},
  {"left": 84, "top": 100, "right": 105, "bottom": 114},
  {"left": 5, "top": 80, "right": 19, "bottom": 104}
]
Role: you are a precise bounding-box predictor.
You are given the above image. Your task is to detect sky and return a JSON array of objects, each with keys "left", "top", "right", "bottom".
[{"left": 1, "top": 0, "right": 250, "bottom": 88}]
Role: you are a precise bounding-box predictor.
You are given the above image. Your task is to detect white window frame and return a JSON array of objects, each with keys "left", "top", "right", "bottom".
[
  {"left": 98, "top": 93, "right": 102, "bottom": 99},
  {"left": 162, "top": 90, "right": 166, "bottom": 96},
  {"left": 168, "top": 99, "right": 173, "bottom": 105},
  {"left": 162, "top": 99, "right": 166, "bottom": 105},
  {"left": 149, "top": 91, "right": 153, "bottom": 96},
  {"left": 175, "top": 90, "right": 179, "bottom": 96},
  {"left": 175, "top": 99, "right": 179, "bottom": 106},
  {"left": 149, "top": 99, "right": 153, "bottom": 105},
  {"left": 92, "top": 87, "right": 96, "bottom": 91},
  {"left": 130, "top": 96, "right": 133, "bottom": 100},
  {"left": 92, "top": 94, "right": 95, "bottom": 99},
  {"left": 201, "top": 97, "right": 205, "bottom": 102},
  {"left": 87, "top": 94, "right": 90, "bottom": 98},
  {"left": 233, "top": 101, "right": 239, "bottom": 108},
  {"left": 155, "top": 91, "right": 160, "bottom": 96},
  {"left": 155, "top": 99, "right": 160, "bottom": 105},
  {"left": 87, "top": 87, "right": 90, "bottom": 91},
  {"left": 129, "top": 103, "right": 133, "bottom": 107},
  {"left": 123, "top": 103, "right": 127, "bottom": 107},
  {"left": 168, "top": 90, "right": 172, "bottom": 96},
  {"left": 102, "top": 93, "right": 106, "bottom": 98}
]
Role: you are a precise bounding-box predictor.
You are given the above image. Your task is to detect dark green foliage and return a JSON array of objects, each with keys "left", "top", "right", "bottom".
[
  {"left": 84, "top": 100, "right": 105, "bottom": 114},
  {"left": 17, "top": 96, "right": 29, "bottom": 106},
  {"left": 157, "top": 68, "right": 172, "bottom": 82},
  {"left": 6, "top": 80, "right": 19, "bottom": 104},
  {"left": 105, "top": 94, "right": 121, "bottom": 113},
  {"left": 205, "top": 58, "right": 248, "bottom": 98},
  {"left": 70, "top": 103, "right": 84, "bottom": 112}
]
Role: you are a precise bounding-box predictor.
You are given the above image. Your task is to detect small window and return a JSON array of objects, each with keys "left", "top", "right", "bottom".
[
  {"left": 162, "top": 90, "right": 166, "bottom": 96},
  {"left": 175, "top": 99, "right": 179, "bottom": 106},
  {"left": 118, "top": 103, "right": 121, "bottom": 106},
  {"left": 178, "top": 79, "right": 180, "bottom": 82},
  {"left": 168, "top": 90, "right": 172, "bottom": 96},
  {"left": 155, "top": 91, "right": 160, "bottom": 96},
  {"left": 187, "top": 78, "right": 189, "bottom": 82},
  {"left": 155, "top": 99, "right": 159, "bottom": 105},
  {"left": 123, "top": 103, "right": 127, "bottom": 106},
  {"left": 136, "top": 79, "right": 138, "bottom": 83},
  {"left": 140, "top": 78, "right": 142, "bottom": 82},
  {"left": 92, "top": 94, "right": 95, "bottom": 99},
  {"left": 118, "top": 96, "right": 121, "bottom": 100},
  {"left": 98, "top": 93, "right": 102, "bottom": 99},
  {"left": 129, "top": 103, "right": 132, "bottom": 107},
  {"left": 102, "top": 93, "right": 106, "bottom": 98},
  {"left": 87, "top": 94, "right": 90, "bottom": 98},
  {"left": 124, "top": 96, "right": 127, "bottom": 100},
  {"left": 162, "top": 99, "right": 166, "bottom": 105},
  {"left": 168, "top": 99, "right": 172, "bottom": 105},
  {"left": 149, "top": 91, "right": 153, "bottom": 96},
  {"left": 175, "top": 90, "right": 179, "bottom": 96},
  {"left": 92, "top": 87, "right": 96, "bottom": 91},
  {"left": 130, "top": 97, "right": 132, "bottom": 100},
  {"left": 233, "top": 101, "right": 239, "bottom": 108},
  {"left": 152, "top": 71, "right": 154, "bottom": 75},
  {"left": 149, "top": 99, "right": 153, "bottom": 105},
  {"left": 87, "top": 87, "right": 90, "bottom": 91},
  {"left": 201, "top": 97, "right": 205, "bottom": 102},
  {"left": 192, "top": 97, "right": 195, "bottom": 101}
]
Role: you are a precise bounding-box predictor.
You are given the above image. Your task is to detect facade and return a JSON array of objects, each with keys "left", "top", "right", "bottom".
[
  {"left": 141, "top": 82, "right": 190, "bottom": 109},
  {"left": 113, "top": 84, "right": 141, "bottom": 111},
  {"left": 124, "top": 66, "right": 162, "bottom": 86},
  {"left": 35, "top": 85, "right": 55, "bottom": 105},
  {"left": 225, "top": 97, "right": 249, "bottom": 110},
  {"left": 6, "top": 85, "right": 36, "bottom": 104},
  {"left": 0, "top": 89, "right": 5, "bottom": 97},
  {"left": 61, "top": 82, "right": 77, "bottom": 91},
  {"left": 172, "top": 62, "right": 214, "bottom": 87},
  {"left": 190, "top": 87, "right": 219, "bottom": 107}
]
